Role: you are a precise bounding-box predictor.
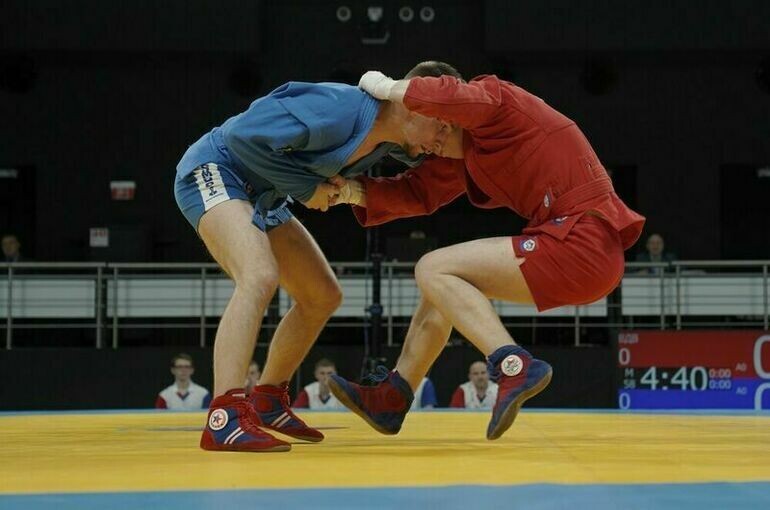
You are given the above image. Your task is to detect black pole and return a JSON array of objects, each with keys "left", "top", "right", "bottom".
[
  {"left": 362, "top": 163, "right": 386, "bottom": 380},
  {"left": 368, "top": 252, "right": 384, "bottom": 361},
  {"left": 608, "top": 284, "right": 623, "bottom": 408}
]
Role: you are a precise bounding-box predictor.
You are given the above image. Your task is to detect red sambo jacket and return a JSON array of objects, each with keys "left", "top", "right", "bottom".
[{"left": 353, "top": 75, "right": 645, "bottom": 249}]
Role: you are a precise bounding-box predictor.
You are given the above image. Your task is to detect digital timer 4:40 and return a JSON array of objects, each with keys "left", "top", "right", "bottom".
[{"left": 622, "top": 366, "right": 714, "bottom": 391}]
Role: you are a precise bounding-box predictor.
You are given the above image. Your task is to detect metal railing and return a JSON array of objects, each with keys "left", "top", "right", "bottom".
[{"left": 2, "top": 260, "right": 769, "bottom": 349}]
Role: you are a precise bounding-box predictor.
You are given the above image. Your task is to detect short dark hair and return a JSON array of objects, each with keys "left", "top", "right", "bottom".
[
  {"left": 405, "top": 60, "right": 463, "bottom": 80},
  {"left": 315, "top": 358, "right": 335, "bottom": 370},
  {"left": 171, "top": 353, "right": 193, "bottom": 367}
]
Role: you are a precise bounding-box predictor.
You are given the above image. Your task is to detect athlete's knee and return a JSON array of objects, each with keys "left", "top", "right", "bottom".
[
  {"left": 233, "top": 264, "right": 280, "bottom": 306},
  {"left": 414, "top": 251, "right": 444, "bottom": 291},
  {"left": 295, "top": 278, "right": 343, "bottom": 317},
  {"left": 321, "top": 282, "right": 344, "bottom": 312}
]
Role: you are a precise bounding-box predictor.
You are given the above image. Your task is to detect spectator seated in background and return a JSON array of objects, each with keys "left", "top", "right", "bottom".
[
  {"left": 410, "top": 376, "right": 438, "bottom": 410},
  {"left": 2, "top": 234, "right": 25, "bottom": 262},
  {"left": 293, "top": 358, "right": 345, "bottom": 410},
  {"left": 244, "top": 360, "right": 261, "bottom": 393},
  {"left": 450, "top": 361, "right": 499, "bottom": 410},
  {"left": 635, "top": 233, "right": 677, "bottom": 273},
  {"left": 155, "top": 353, "right": 211, "bottom": 410}
]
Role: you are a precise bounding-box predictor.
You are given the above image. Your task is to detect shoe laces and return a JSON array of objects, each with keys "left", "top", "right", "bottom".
[
  {"left": 278, "top": 382, "right": 291, "bottom": 408},
  {"left": 363, "top": 365, "right": 391, "bottom": 384}
]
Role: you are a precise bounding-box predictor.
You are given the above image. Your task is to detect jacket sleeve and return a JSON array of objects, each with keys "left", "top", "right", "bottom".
[
  {"left": 420, "top": 379, "right": 438, "bottom": 408},
  {"left": 403, "top": 75, "right": 502, "bottom": 130},
  {"left": 351, "top": 157, "right": 466, "bottom": 226},
  {"left": 292, "top": 390, "right": 310, "bottom": 408},
  {"left": 449, "top": 387, "right": 465, "bottom": 408}
]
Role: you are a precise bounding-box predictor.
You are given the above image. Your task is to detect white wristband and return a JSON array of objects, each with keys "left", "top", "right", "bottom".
[{"left": 359, "top": 71, "right": 396, "bottom": 100}]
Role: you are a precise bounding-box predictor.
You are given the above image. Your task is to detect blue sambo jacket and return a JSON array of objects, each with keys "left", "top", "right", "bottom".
[{"left": 177, "top": 81, "right": 418, "bottom": 211}]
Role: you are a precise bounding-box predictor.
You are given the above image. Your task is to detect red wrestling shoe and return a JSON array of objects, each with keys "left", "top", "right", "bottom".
[
  {"left": 250, "top": 383, "right": 324, "bottom": 442},
  {"left": 200, "top": 389, "right": 291, "bottom": 452}
]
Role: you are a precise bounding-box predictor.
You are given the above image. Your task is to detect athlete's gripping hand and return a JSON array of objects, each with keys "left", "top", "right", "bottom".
[
  {"left": 302, "top": 182, "right": 339, "bottom": 212},
  {"left": 358, "top": 71, "right": 397, "bottom": 100},
  {"left": 328, "top": 175, "right": 366, "bottom": 207}
]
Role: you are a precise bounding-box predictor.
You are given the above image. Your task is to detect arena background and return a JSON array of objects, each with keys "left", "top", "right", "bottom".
[{"left": 1, "top": 2, "right": 770, "bottom": 509}]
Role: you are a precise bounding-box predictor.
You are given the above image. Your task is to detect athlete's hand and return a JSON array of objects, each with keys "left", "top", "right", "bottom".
[
  {"left": 328, "top": 175, "right": 366, "bottom": 207},
  {"left": 358, "top": 71, "right": 397, "bottom": 100},
  {"left": 302, "top": 183, "right": 339, "bottom": 212}
]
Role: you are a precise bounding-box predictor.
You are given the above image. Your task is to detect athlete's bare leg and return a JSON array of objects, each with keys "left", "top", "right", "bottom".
[
  {"left": 259, "top": 218, "right": 342, "bottom": 385},
  {"left": 414, "top": 237, "right": 534, "bottom": 356},
  {"left": 393, "top": 297, "right": 452, "bottom": 392},
  {"left": 198, "top": 200, "right": 279, "bottom": 396}
]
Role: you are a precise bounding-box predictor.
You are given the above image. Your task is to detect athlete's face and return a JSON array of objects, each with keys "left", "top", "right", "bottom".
[{"left": 401, "top": 112, "right": 454, "bottom": 158}]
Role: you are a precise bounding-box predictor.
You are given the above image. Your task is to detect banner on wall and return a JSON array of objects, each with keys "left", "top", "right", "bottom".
[{"left": 617, "top": 331, "right": 770, "bottom": 410}]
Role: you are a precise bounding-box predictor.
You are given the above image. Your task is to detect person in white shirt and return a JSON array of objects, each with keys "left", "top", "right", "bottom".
[
  {"left": 155, "top": 353, "right": 211, "bottom": 410},
  {"left": 449, "top": 361, "right": 498, "bottom": 410},
  {"left": 293, "top": 358, "right": 345, "bottom": 410}
]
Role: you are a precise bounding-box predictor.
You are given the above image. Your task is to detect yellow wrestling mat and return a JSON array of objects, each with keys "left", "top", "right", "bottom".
[{"left": 3, "top": 410, "right": 770, "bottom": 496}]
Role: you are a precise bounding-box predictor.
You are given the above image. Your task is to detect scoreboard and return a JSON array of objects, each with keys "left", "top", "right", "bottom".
[{"left": 617, "top": 331, "right": 770, "bottom": 410}]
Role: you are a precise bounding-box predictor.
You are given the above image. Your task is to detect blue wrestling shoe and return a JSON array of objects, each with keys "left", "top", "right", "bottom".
[
  {"left": 486, "top": 345, "right": 553, "bottom": 440},
  {"left": 328, "top": 367, "right": 414, "bottom": 435}
]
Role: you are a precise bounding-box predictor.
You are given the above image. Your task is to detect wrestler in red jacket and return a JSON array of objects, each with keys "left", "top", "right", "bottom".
[{"left": 328, "top": 62, "right": 645, "bottom": 440}]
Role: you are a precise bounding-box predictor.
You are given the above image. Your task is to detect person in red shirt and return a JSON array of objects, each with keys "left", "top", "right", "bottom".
[{"left": 329, "top": 62, "right": 645, "bottom": 440}]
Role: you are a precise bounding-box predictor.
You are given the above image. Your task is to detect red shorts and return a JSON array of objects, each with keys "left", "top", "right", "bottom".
[{"left": 512, "top": 214, "right": 625, "bottom": 312}]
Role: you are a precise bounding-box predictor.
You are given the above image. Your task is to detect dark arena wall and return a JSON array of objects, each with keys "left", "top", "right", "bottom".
[
  {"left": 0, "top": 345, "right": 614, "bottom": 410},
  {"left": 2, "top": 1, "right": 769, "bottom": 262}
]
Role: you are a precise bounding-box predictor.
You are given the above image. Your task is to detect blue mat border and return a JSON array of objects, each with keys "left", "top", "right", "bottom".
[{"left": 2, "top": 482, "right": 770, "bottom": 510}]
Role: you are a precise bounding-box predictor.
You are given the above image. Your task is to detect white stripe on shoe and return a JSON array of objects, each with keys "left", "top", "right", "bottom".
[
  {"left": 274, "top": 414, "right": 292, "bottom": 429},
  {"left": 270, "top": 412, "right": 289, "bottom": 427},
  {"left": 227, "top": 430, "right": 245, "bottom": 444},
  {"left": 224, "top": 426, "right": 242, "bottom": 444}
]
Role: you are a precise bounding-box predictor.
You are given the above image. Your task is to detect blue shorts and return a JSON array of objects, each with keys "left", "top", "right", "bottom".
[{"left": 174, "top": 162, "right": 293, "bottom": 232}]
